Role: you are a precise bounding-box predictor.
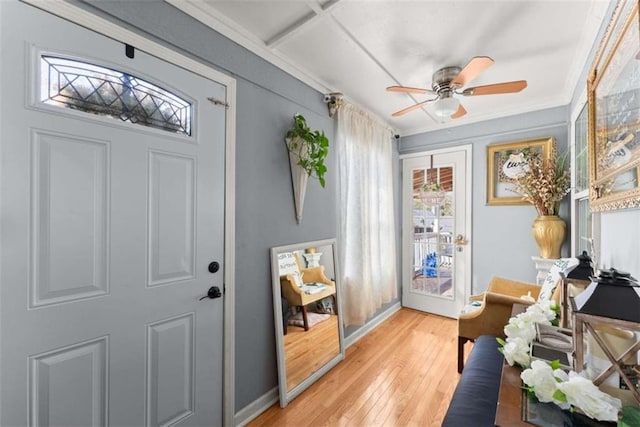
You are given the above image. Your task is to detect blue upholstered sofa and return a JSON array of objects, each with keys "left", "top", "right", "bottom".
[{"left": 442, "top": 335, "right": 505, "bottom": 427}]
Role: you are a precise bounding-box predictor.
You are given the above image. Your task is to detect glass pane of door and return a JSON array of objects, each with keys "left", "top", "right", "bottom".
[
  {"left": 410, "top": 166, "right": 454, "bottom": 299},
  {"left": 402, "top": 148, "right": 470, "bottom": 318}
]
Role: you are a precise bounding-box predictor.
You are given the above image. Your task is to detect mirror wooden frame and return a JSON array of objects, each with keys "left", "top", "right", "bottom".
[
  {"left": 270, "top": 238, "right": 345, "bottom": 407},
  {"left": 588, "top": 0, "right": 640, "bottom": 211}
]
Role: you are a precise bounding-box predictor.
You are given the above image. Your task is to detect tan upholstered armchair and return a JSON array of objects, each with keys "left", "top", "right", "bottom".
[
  {"left": 457, "top": 276, "right": 543, "bottom": 373},
  {"left": 280, "top": 265, "right": 336, "bottom": 331}
]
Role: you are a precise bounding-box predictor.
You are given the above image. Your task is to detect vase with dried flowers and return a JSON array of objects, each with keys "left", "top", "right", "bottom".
[{"left": 512, "top": 148, "right": 571, "bottom": 258}]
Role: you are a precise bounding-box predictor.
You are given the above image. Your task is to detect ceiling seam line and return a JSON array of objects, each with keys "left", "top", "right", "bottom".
[
  {"left": 328, "top": 15, "right": 436, "bottom": 122},
  {"left": 265, "top": 11, "right": 319, "bottom": 48},
  {"left": 166, "top": 0, "right": 333, "bottom": 94},
  {"left": 266, "top": 0, "right": 344, "bottom": 48}
]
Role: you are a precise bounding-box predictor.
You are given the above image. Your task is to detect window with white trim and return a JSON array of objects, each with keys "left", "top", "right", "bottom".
[{"left": 571, "top": 101, "right": 595, "bottom": 256}]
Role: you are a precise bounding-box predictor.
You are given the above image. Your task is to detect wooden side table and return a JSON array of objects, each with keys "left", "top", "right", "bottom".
[
  {"left": 495, "top": 363, "right": 616, "bottom": 426},
  {"left": 495, "top": 364, "right": 528, "bottom": 426},
  {"left": 571, "top": 303, "right": 640, "bottom": 404}
]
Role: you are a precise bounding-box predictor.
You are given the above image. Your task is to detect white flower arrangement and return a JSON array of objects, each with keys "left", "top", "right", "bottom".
[
  {"left": 497, "top": 298, "right": 628, "bottom": 423},
  {"left": 520, "top": 360, "right": 622, "bottom": 422},
  {"left": 497, "top": 299, "right": 558, "bottom": 368}
]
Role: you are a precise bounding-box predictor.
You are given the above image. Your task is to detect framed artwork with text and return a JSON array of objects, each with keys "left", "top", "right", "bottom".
[{"left": 486, "top": 137, "right": 554, "bottom": 206}]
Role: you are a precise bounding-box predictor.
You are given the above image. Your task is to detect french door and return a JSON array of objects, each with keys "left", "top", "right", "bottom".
[{"left": 402, "top": 146, "right": 472, "bottom": 318}]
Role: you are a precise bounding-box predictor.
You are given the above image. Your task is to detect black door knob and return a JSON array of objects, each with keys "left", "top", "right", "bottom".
[{"left": 199, "top": 286, "right": 222, "bottom": 300}]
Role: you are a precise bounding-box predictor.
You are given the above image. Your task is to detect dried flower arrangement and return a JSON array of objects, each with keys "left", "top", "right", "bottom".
[{"left": 511, "top": 148, "right": 571, "bottom": 216}]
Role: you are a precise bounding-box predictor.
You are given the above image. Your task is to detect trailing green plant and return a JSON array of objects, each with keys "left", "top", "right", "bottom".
[{"left": 286, "top": 114, "right": 329, "bottom": 188}]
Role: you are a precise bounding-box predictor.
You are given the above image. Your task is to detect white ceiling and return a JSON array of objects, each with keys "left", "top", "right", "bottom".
[{"left": 168, "top": 0, "right": 611, "bottom": 136}]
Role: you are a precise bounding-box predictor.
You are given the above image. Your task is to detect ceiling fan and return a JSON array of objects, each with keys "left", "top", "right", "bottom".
[{"left": 387, "top": 56, "right": 527, "bottom": 120}]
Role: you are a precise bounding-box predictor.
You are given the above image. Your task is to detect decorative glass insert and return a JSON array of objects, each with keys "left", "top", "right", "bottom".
[
  {"left": 411, "top": 167, "right": 454, "bottom": 299},
  {"left": 574, "top": 103, "right": 589, "bottom": 192},
  {"left": 40, "top": 55, "right": 192, "bottom": 136}
]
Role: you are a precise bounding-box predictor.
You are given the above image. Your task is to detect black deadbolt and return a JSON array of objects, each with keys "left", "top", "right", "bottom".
[{"left": 208, "top": 261, "right": 220, "bottom": 273}]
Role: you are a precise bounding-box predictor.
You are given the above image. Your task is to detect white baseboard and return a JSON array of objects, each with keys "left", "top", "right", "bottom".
[
  {"left": 234, "top": 387, "right": 279, "bottom": 427},
  {"left": 344, "top": 301, "right": 402, "bottom": 348},
  {"left": 234, "top": 302, "right": 401, "bottom": 425}
]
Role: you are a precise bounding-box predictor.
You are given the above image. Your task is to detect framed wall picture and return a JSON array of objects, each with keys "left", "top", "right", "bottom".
[
  {"left": 486, "top": 137, "right": 554, "bottom": 205},
  {"left": 588, "top": 0, "right": 640, "bottom": 211}
]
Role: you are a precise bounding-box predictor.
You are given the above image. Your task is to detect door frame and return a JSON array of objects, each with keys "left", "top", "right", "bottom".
[
  {"left": 400, "top": 144, "right": 473, "bottom": 316},
  {"left": 20, "top": 0, "right": 237, "bottom": 424}
]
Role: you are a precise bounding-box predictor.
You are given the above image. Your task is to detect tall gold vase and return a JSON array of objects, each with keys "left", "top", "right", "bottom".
[{"left": 531, "top": 215, "right": 566, "bottom": 259}]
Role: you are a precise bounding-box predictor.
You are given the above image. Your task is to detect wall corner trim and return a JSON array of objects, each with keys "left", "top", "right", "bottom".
[{"left": 234, "top": 387, "right": 279, "bottom": 427}]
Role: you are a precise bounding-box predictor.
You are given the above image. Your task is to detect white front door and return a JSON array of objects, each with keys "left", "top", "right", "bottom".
[
  {"left": 401, "top": 146, "right": 472, "bottom": 318},
  {"left": 1, "top": 2, "right": 226, "bottom": 425}
]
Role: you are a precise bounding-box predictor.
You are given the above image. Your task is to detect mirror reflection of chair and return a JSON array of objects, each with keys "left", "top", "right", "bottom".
[
  {"left": 270, "top": 239, "right": 345, "bottom": 407},
  {"left": 280, "top": 254, "right": 336, "bottom": 331}
]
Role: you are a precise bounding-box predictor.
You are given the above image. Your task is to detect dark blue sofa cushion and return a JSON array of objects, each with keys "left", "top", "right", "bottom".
[{"left": 442, "top": 335, "right": 504, "bottom": 427}]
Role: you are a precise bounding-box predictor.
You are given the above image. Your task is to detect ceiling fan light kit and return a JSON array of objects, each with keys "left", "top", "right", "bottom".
[
  {"left": 434, "top": 92, "right": 460, "bottom": 118},
  {"left": 386, "top": 56, "right": 527, "bottom": 121}
]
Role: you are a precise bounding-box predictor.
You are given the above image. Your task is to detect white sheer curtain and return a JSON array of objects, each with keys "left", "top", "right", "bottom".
[{"left": 337, "top": 103, "right": 398, "bottom": 327}]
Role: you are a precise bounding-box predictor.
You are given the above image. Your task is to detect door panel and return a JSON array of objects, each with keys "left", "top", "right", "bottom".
[
  {"left": 146, "top": 314, "right": 195, "bottom": 427},
  {"left": 148, "top": 151, "right": 196, "bottom": 287},
  {"left": 402, "top": 148, "right": 472, "bottom": 318},
  {"left": 30, "top": 337, "right": 109, "bottom": 426},
  {"left": 1, "top": 2, "right": 226, "bottom": 425},
  {"left": 31, "top": 131, "right": 110, "bottom": 307}
]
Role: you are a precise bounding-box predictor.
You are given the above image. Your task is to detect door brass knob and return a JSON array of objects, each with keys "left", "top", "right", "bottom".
[{"left": 455, "top": 234, "right": 469, "bottom": 246}]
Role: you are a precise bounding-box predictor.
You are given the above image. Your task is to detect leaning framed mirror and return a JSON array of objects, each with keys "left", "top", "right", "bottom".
[{"left": 270, "top": 238, "right": 345, "bottom": 407}]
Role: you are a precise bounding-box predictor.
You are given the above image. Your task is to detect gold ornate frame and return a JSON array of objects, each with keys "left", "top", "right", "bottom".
[
  {"left": 588, "top": 0, "right": 640, "bottom": 211},
  {"left": 486, "top": 137, "right": 554, "bottom": 206}
]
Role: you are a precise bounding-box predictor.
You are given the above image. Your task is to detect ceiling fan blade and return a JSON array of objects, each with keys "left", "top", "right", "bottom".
[
  {"left": 462, "top": 80, "right": 527, "bottom": 96},
  {"left": 451, "top": 103, "right": 467, "bottom": 119},
  {"left": 391, "top": 99, "right": 436, "bottom": 117},
  {"left": 386, "top": 85, "right": 434, "bottom": 95},
  {"left": 451, "top": 56, "right": 494, "bottom": 87}
]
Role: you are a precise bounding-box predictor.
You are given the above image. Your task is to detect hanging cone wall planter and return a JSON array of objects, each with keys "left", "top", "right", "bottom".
[
  {"left": 285, "top": 114, "right": 329, "bottom": 224},
  {"left": 286, "top": 138, "right": 309, "bottom": 224}
]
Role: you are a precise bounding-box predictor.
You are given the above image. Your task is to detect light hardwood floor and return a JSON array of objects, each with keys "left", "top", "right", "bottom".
[
  {"left": 248, "top": 308, "right": 467, "bottom": 427},
  {"left": 285, "top": 314, "right": 340, "bottom": 390}
]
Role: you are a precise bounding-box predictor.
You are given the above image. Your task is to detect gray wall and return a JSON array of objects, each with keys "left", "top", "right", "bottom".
[
  {"left": 74, "top": 0, "right": 339, "bottom": 412},
  {"left": 233, "top": 81, "right": 337, "bottom": 411},
  {"left": 400, "top": 106, "right": 570, "bottom": 293}
]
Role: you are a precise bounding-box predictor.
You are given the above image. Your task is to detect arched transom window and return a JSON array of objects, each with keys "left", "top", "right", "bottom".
[{"left": 40, "top": 55, "right": 192, "bottom": 136}]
